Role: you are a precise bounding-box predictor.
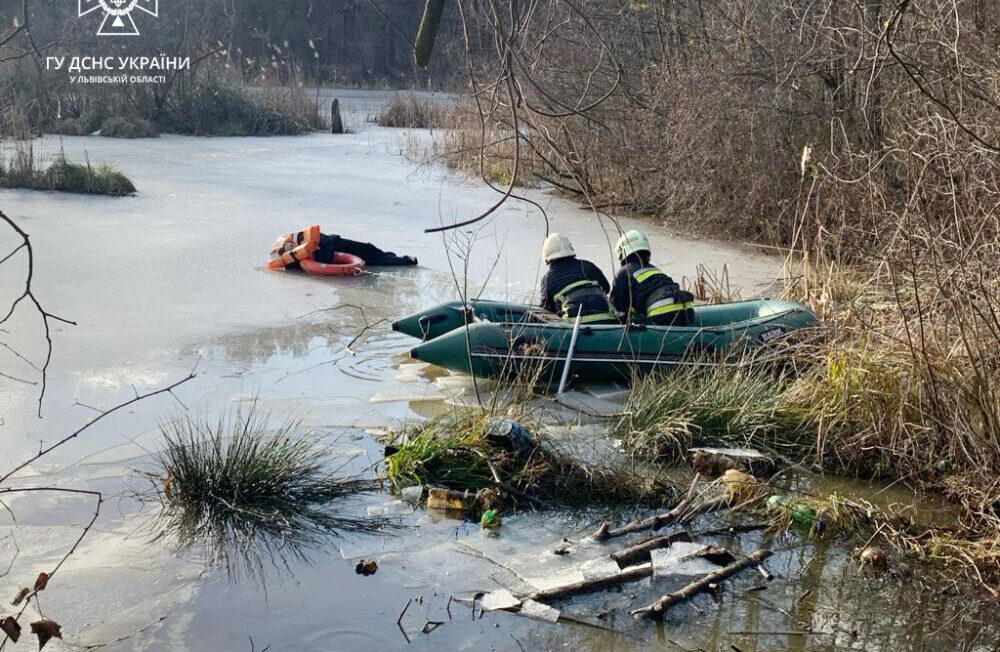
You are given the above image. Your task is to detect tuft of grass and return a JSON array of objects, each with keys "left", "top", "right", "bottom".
[
  {"left": 374, "top": 93, "right": 448, "bottom": 128},
  {"left": 154, "top": 404, "right": 390, "bottom": 577},
  {"left": 43, "top": 157, "right": 136, "bottom": 195},
  {"left": 614, "top": 363, "right": 811, "bottom": 464},
  {"left": 386, "top": 409, "right": 678, "bottom": 508},
  {"left": 0, "top": 147, "right": 136, "bottom": 196},
  {"left": 100, "top": 116, "right": 159, "bottom": 138}
]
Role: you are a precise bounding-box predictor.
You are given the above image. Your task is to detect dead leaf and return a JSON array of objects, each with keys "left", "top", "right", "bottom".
[
  {"left": 30, "top": 619, "right": 61, "bottom": 650},
  {"left": 163, "top": 470, "right": 173, "bottom": 500},
  {"left": 1, "top": 616, "right": 21, "bottom": 642},
  {"left": 11, "top": 587, "right": 29, "bottom": 606},
  {"left": 34, "top": 573, "right": 49, "bottom": 592},
  {"left": 354, "top": 559, "right": 377, "bottom": 576}
]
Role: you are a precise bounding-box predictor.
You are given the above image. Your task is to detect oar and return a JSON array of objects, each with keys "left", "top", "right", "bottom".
[{"left": 557, "top": 307, "right": 583, "bottom": 395}]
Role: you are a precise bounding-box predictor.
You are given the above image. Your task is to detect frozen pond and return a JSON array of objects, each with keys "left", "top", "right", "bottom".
[{"left": 1, "top": 91, "right": 990, "bottom": 651}]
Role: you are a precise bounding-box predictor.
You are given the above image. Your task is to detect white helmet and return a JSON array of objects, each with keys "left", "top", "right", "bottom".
[
  {"left": 541, "top": 233, "right": 575, "bottom": 263},
  {"left": 614, "top": 229, "right": 651, "bottom": 262}
]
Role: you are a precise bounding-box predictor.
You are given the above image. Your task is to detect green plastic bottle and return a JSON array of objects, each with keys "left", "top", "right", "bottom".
[
  {"left": 789, "top": 503, "right": 816, "bottom": 526},
  {"left": 480, "top": 509, "right": 501, "bottom": 529},
  {"left": 767, "top": 494, "right": 816, "bottom": 526}
]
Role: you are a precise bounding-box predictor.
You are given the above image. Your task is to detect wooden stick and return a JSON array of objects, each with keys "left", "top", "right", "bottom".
[
  {"left": 591, "top": 473, "right": 702, "bottom": 541},
  {"left": 610, "top": 531, "right": 692, "bottom": 568},
  {"left": 529, "top": 563, "right": 653, "bottom": 602},
  {"left": 591, "top": 493, "right": 729, "bottom": 542},
  {"left": 530, "top": 545, "right": 727, "bottom": 603},
  {"left": 631, "top": 548, "right": 773, "bottom": 619},
  {"left": 556, "top": 307, "right": 582, "bottom": 395}
]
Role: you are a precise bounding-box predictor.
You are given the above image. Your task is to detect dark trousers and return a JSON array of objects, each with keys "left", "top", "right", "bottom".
[{"left": 314, "top": 234, "right": 416, "bottom": 266}]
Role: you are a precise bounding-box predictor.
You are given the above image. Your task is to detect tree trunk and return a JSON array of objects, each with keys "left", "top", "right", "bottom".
[{"left": 330, "top": 98, "right": 344, "bottom": 134}]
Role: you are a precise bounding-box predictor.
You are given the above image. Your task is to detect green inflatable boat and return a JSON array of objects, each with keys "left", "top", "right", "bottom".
[{"left": 392, "top": 299, "right": 819, "bottom": 383}]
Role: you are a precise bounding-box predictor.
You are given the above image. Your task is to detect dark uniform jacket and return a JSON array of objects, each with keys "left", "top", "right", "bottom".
[
  {"left": 539, "top": 257, "right": 617, "bottom": 323},
  {"left": 610, "top": 260, "right": 695, "bottom": 325}
]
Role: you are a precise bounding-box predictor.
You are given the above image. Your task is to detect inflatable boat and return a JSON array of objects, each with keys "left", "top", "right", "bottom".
[{"left": 393, "top": 299, "right": 819, "bottom": 382}]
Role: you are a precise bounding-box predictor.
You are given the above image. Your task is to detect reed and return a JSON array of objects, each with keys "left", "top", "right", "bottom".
[{"left": 374, "top": 93, "right": 448, "bottom": 129}]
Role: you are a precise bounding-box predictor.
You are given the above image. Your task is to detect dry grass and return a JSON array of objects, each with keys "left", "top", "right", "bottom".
[
  {"left": 420, "top": 99, "right": 546, "bottom": 187},
  {"left": 373, "top": 93, "right": 449, "bottom": 129},
  {"left": 440, "top": 0, "right": 1000, "bottom": 585}
]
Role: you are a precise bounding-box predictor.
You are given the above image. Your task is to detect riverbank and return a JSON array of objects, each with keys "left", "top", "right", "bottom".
[{"left": 400, "top": 89, "right": 1000, "bottom": 598}]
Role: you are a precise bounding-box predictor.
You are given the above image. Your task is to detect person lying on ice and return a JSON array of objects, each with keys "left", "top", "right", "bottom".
[
  {"left": 610, "top": 229, "right": 695, "bottom": 326},
  {"left": 269, "top": 225, "right": 418, "bottom": 268},
  {"left": 538, "top": 233, "right": 618, "bottom": 324}
]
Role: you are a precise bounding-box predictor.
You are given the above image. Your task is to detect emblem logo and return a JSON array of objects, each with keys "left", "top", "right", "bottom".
[{"left": 78, "top": 0, "right": 158, "bottom": 37}]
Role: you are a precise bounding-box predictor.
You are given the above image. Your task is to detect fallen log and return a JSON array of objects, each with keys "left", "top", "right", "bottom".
[
  {"left": 610, "top": 531, "right": 692, "bottom": 568},
  {"left": 631, "top": 548, "right": 773, "bottom": 619}
]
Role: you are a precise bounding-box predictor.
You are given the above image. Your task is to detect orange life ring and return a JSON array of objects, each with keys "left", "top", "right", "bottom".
[
  {"left": 267, "top": 225, "right": 321, "bottom": 269},
  {"left": 299, "top": 252, "right": 366, "bottom": 276}
]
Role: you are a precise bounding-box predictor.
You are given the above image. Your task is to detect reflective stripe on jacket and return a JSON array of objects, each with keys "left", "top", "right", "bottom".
[
  {"left": 540, "top": 257, "right": 617, "bottom": 324},
  {"left": 611, "top": 261, "right": 694, "bottom": 321}
]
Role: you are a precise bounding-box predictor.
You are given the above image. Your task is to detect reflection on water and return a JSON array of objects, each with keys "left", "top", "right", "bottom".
[
  {"left": 434, "top": 512, "right": 1000, "bottom": 652},
  {"left": 192, "top": 267, "right": 453, "bottom": 368}
]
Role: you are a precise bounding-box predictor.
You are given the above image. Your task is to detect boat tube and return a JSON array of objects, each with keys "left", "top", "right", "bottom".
[{"left": 400, "top": 299, "right": 819, "bottom": 383}]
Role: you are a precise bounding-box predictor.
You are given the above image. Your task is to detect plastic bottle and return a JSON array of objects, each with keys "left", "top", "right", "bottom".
[
  {"left": 480, "top": 509, "right": 501, "bottom": 529},
  {"left": 767, "top": 494, "right": 816, "bottom": 526},
  {"left": 789, "top": 503, "right": 816, "bottom": 526},
  {"left": 427, "top": 487, "right": 469, "bottom": 511},
  {"left": 400, "top": 485, "right": 424, "bottom": 504}
]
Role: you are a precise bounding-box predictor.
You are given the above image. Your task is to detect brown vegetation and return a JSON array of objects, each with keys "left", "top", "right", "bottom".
[
  {"left": 374, "top": 93, "right": 449, "bottom": 129},
  {"left": 435, "top": 0, "right": 1000, "bottom": 590}
]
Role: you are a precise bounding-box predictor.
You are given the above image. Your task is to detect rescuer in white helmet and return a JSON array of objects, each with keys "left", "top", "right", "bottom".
[
  {"left": 610, "top": 229, "right": 694, "bottom": 326},
  {"left": 538, "top": 233, "right": 617, "bottom": 324}
]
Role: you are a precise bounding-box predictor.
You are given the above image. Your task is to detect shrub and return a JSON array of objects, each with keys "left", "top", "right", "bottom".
[
  {"left": 100, "top": 117, "right": 159, "bottom": 138},
  {"left": 155, "top": 79, "right": 322, "bottom": 136},
  {"left": 386, "top": 409, "right": 678, "bottom": 507},
  {"left": 374, "top": 93, "right": 448, "bottom": 128},
  {"left": 47, "top": 118, "right": 88, "bottom": 136}
]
